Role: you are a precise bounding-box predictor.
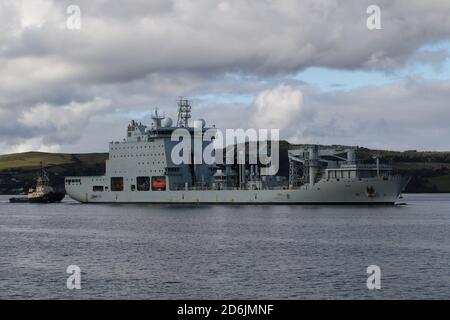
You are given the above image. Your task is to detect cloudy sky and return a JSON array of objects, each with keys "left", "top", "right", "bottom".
[{"left": 1, "top": 0, "right": 450, "bottom": 154}]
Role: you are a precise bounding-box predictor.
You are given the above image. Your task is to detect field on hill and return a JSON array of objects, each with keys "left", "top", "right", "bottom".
[{"left": 0, "top": 152, "right": 107, "bottom": 171}]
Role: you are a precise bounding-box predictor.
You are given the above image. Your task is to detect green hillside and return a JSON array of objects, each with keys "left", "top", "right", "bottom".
[
  {"left": 0, "top": 151, "right": 106, "bottom": 170},
  {"left": 1, "top": 145, "right": 450, "bottom": 194},
  {"left": 356, "top": 148, "right": 450, "bottom": 193},
  {"left": 0, "top": 152, "right": 108, "bottom": 194}
]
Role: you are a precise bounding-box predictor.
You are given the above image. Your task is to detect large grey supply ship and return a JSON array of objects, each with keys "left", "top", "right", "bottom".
[{"left": 65, "top": 99, "right": 408, "bottom": 204}]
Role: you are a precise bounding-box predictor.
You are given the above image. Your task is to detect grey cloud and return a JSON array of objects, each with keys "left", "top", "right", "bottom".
[
  {"left": 2, "top": 0, "right": 450, "bottom": 93},
  {"left": 3, "top": 1, "right": 450, "bottom": 81},
  {"left": 0, "top": 0, "right": 450, "bottom": 152}
]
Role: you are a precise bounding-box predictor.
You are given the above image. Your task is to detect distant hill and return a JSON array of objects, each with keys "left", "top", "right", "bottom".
[
  {"left": 1, "top": 144, "right": 450, "bottom": 194},
  {"left": 356, "top": 148, "right": 450, "bottom": 193},
  {"left": 0, "top": 152, "right": 107, "bottom": 194},
  {"left": 0, "top": 151, "right": 108, "bottom": 171}
]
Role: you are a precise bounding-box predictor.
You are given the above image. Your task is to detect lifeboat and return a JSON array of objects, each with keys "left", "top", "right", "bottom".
[{"left": 152, "top": 179, "right": 166, "bottom": 191}]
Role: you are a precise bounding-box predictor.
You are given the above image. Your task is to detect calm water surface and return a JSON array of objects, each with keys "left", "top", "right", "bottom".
[{"left": 0, "top": 194, "right": 449, "bottom": 299}]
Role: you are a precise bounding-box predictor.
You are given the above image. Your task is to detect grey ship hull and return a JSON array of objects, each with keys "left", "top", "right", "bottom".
[{"left": 66, "top": 175, "right": 407, "bottom": 205}]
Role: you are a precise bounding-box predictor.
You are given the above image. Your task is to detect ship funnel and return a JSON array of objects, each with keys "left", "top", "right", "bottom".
[
  {"left": 347, "top": 149, "right": 356, "bottom": 164},
  {"left": 308, "top": 145, "right": 319, "bottom": 186}
]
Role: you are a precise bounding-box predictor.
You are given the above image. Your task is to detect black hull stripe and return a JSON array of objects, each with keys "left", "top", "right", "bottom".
[{"left": 78, "top": 201, "right": 396, "bottom": 206}]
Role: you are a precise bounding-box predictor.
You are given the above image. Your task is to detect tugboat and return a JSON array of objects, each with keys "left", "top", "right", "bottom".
[{"left": 9, "top": 164, "right": 65, "bottom": 203}]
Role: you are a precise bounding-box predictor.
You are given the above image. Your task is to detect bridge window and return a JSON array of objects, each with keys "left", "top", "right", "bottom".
[{"left": 165, "top": 167, "right": 180, "bottom": 175}]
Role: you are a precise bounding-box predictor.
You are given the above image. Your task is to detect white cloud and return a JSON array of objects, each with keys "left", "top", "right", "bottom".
[
  {"left": 284, "top": 79, "right": 450, "bottom": 150},
  {"left": 19, "top": 0, "right": 57, "bottom": 28},
  {"left": 253, "top": 85, "right": 303, "bottom": 129},
  {"left": 2, "top": 137, "right": 60, "bottom": 154}
]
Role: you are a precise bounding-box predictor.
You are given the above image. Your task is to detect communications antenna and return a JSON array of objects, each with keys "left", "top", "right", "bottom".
[{"left": 176, "top": 97, "right": 191, "bottom": 127}]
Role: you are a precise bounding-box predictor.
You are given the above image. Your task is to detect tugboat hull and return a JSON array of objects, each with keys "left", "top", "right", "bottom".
[{"left": 9, "top": 192, "right": 65, "bottom": 203}]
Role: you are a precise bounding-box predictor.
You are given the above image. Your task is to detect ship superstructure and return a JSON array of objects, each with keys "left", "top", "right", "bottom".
[{"left": 65, "top": 99, "right": 408, "bottom": 204}]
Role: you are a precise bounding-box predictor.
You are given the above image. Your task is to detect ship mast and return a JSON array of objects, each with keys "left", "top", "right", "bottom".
[{"left": 176, "top": 97, "right": 191, "bottom": 127}]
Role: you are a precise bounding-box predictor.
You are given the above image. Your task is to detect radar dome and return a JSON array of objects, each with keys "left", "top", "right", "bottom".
[{"left": 162, "top": 117, "right": 173, "bottom": 127}]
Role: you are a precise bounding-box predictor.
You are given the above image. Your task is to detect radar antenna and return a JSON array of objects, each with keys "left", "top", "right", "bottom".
[
  {"left": 176, "top": 97, "right": 191, "bottom": 127},
  {"left": 151, "top": 107, "right": 165, "bottom": 128}
]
